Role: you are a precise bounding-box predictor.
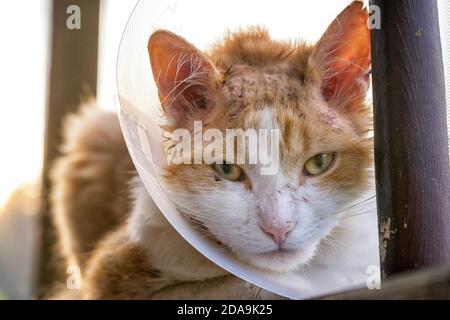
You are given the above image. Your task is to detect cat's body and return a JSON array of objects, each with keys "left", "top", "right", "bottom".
[{"left": 51, "top": 2, "right": 378, "bottom": 299}]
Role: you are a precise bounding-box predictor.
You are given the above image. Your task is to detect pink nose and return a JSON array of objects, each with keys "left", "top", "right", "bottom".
[{"left": 260, "top": 221, "right": 296, "bottom": 247}]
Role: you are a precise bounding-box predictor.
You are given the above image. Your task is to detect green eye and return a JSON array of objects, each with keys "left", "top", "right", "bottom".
[
  {"left": 304, "top": 153, "right": 335, "bottom": 176},
  {"left": 212, "top": 163, "right": 243, "bottom": 181}
]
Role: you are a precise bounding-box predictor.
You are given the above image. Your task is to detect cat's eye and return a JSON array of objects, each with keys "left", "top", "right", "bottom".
[
  {"left": 304, "top": 153, "right": 335, "bottom": 176},
  {"left": 212, "top": 163, "right": 243, "bottom": 181}
]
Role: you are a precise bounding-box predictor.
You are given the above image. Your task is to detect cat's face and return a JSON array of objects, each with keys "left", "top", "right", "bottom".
[{"left": 149, "top": 2, "right": 372, "bottom": 272}]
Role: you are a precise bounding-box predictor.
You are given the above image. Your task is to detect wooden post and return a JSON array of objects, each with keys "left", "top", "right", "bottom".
[
  {"left": 38, "top": 0, "right": 99, "bottom": 297},
  {"left": 370, "top": 0, "right": 450, "bottom": 278},
  {"left": 321, "top": 265, "right": 450, "bottom": 299}
]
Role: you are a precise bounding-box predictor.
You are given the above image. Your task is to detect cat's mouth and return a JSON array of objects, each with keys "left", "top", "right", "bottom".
[
  {"left": 236, "top": 242, "right": 320, "bottom": 273},
  {"left": 261, "top": 248, "right": 297, "bottom": 255}
]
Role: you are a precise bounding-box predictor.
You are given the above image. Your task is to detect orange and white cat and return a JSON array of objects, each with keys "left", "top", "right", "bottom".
[{"left": 51, "top": 1, "right": 378, "bottom": 299}]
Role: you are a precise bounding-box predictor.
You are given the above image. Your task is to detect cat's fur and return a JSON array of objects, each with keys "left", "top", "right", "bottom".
[{"left": 51, "top": 2, "right": 377, "bottom": 299}]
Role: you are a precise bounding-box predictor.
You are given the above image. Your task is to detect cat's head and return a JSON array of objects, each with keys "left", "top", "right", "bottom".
[{"left": 148, "top": 1, "right": 372, "bottom": 272}]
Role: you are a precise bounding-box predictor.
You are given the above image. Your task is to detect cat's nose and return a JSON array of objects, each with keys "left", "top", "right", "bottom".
[{"left": 260, "top": 221, "right": 296, "bottom": 247}]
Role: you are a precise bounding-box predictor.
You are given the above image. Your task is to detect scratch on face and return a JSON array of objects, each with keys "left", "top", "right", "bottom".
[
  {"left": 319, "top": 110, "right": 342, "bottom": 130},
  {"left": 279, "top": 182, "right": 300, "bottom": 204}
]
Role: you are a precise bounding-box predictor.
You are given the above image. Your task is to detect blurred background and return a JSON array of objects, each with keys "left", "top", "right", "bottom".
[{"left": 0, "top": 0, "right": 449, "bottom": 299}]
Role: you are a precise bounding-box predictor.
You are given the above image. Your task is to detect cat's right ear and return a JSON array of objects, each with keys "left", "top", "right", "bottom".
[{"left": 148, "top": 30, "right": 220, "bottom": 124}]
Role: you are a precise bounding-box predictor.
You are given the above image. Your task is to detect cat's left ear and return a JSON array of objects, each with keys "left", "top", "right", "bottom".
[{"left": 310, "top": 1, "right": 370, "bottom": 113}]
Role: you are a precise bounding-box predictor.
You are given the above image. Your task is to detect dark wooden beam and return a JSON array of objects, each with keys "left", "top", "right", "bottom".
[
  {"left": 38, "top": 0, "right": 99, "bottom": 297},
  {"left": 321, "top": 265, "right": 450, "bottom": 299},
  {"left": 370, "top": 0, "right": 450, "bottom": 278}
]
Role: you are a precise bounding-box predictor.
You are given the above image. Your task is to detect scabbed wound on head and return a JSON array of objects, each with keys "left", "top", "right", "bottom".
[{"left": 147, "top": 1, "right": 372, "bottom": 273}]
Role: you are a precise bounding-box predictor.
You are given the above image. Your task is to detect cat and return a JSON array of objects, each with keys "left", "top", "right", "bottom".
[{"left": 51, "top": 1, "right": 378, "bottom": 299}]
